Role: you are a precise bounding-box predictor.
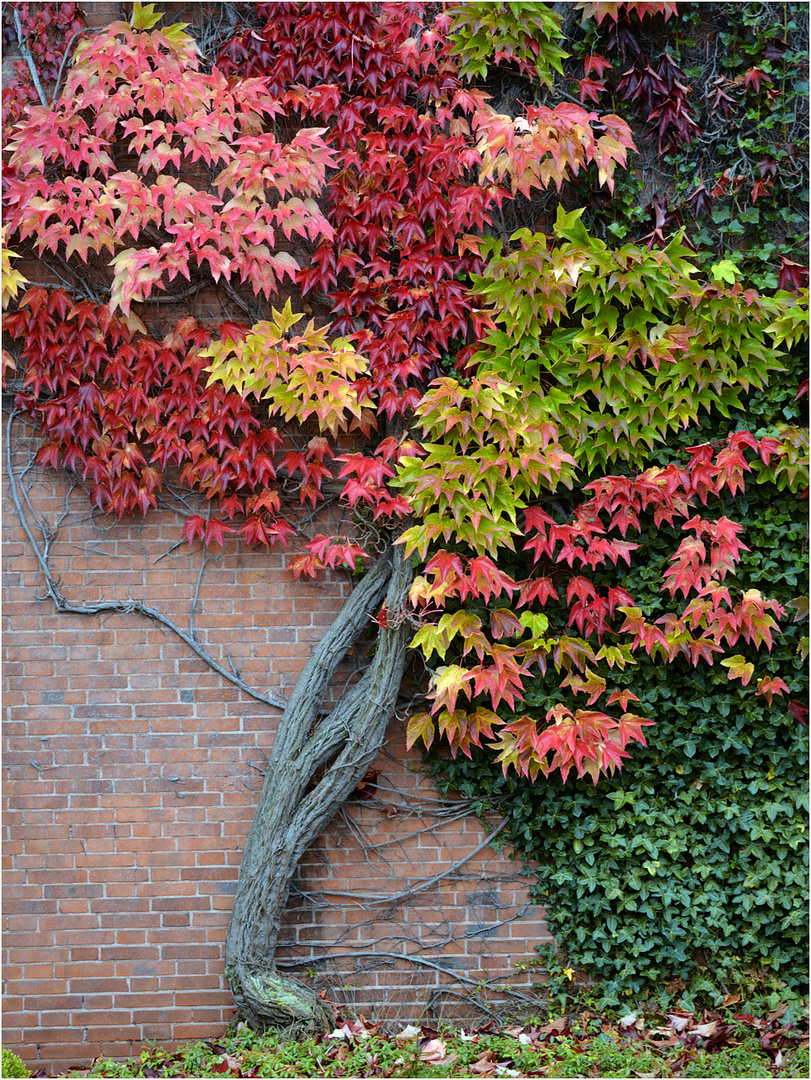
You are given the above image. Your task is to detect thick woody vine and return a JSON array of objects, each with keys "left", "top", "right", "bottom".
[
  {"left": 3, "top": 0, "right": 808, "bottom": 1030},
  {"left": 3, "top": 404, "right": 544, "bottom": 1025}
]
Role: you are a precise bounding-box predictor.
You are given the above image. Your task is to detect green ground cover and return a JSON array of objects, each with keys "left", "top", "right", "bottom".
[{"left": 33, "top": 991, "right": 806, "bottom": 1079}]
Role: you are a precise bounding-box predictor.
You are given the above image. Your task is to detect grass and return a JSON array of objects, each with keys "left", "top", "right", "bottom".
[{"left": 59, "top": 996, "right": 809, "bottom": 1079}]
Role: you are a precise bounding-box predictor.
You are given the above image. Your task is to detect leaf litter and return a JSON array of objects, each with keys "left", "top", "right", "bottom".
[{"left": 59, "top": 1001, "right": 808, "bottom": 1079}]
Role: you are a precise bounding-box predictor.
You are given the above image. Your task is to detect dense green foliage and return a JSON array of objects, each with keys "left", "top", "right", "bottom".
[
  {"left": 560, "top": 2, "right": 809, "bottom": 289},
  {"left": 412, "top": 0, "right": 810, "bottom": 1004},
  {"left": 432, "top": 347, "right": 808, "bottom": 1002},
  {"left": 668, "top": 2, "right": 809, "bottom": 288}
]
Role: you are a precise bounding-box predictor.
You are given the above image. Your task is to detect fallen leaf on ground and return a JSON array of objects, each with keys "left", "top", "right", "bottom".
[
  {"left": 693, "top": 1020, "right": 717, "bottom": 1038},
  {"left": 468, "top": 1049, "right": 500, "bottom": 1075},
  {"left": 394, "top": 1024, "right": 421, "bottom": 1044},
  {"left": 420, "top": 1038, "right": 448, "bottom": 1063},
  {"left": 667, "top": 1013, "right": 692, "bottom": 1033}
]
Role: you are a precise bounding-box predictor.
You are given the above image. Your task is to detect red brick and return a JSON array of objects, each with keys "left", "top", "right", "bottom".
[
  {"left": 5, "top": 946, "right": 60, "bottom": 965},
  {"left": 37, "top": 1010, "right": 76, "bottom": 1028},
  {"left": 39, "top": 915, "right": 99, "bottom": 932},
  {"left": 5, "top": 467, "right": 550, "bottom": 1062},
  {"left": 171, "top": 1023, "right": 224, "bottom": 1040},
  {"left": 140, "top": 1023, "right": 173, "bottom": 1041},
  {"left": 161, "top": 912, "right": 190, "bottom": 926},
  {"left": 68, "top": 979, "right": 122, "bottom": 995},
  {"left": 70, "top": 1009, "right": 132, "bottom": 1028},
  {"left": 112, "top": 992, "right": 168, "bottom": 1010},
  {"left": 97, "top": 1042, "right": 136, "bottom": 1059},
  {"left": 30, "top": 1045, "right": 89, "bottom": 1070},
  {"left": 23, "top": 1025, "right": 84, "bottom": 1044},
  {"left": 86, "top": 1024, "right": 144, "bottom": 1042},
  {"left": 115, "top": 930, "right": 147, "bottom": 945},
  {"left": 70, "top": 947, "right": 100, "bottom": 961}
]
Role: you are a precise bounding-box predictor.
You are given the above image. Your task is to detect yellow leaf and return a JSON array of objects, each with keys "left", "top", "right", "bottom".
[{"left": 131, "top": 2, "right": 163, "bottom": 30}]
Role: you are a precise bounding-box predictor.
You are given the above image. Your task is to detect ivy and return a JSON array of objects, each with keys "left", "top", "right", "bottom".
[
  {"left": 431, "top": 350, "right": 808, "bottom": 1003},
  {"left": 3, "top": 0, "right": 808, "bottom": 1010},
  {"left": 560, "top": 2, "right": 809, "bottom": 290}
]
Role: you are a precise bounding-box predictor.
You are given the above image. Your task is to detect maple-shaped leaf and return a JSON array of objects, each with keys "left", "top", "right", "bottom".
[
  {"left": 578, "top": 77, "right": 606, "bottom": 104},
  {"left": 289, "top": 552, "right": 323, "bottom": 580},
  {"left": 410, "top": 620, "right": 454, "bottom": 663},
  {"left": 720, "top": 654, "right": 755, "bottom": 685},
  {"left": 406, "top": 712, "right": 436, "bottom": 752},
  {"left": 778, "top": 258, "right": 809, "bottom": 292},
  {"left": 201, "top": 519, "right": 235, "bottom": 546},
  {"left": 489, "top": 607, "right": 524, "bottom": 640},
  {"left": 560, "top": 667, "right": 606, "bottom": 705},
  {"left": 1, "top": 228, "right": 28, "bottom": 310},
  {"left": 517, "top": 577, "right": 559, "bottom": 607},
  {"left": 606, "top": 689, "right": 641, "bottom": 710},
  {"left": 429, "top": 666, "right": 473, "bottom": 717},
  {"left": 595, "top": 644, "right": 635, "bottom": 670},
  {"left": 616, "top": 711, "right": 655, "bottom": 749},
  {"left": 743, "top": 66, "right": 773, "bottom": 93},
  {"left": 131, "top": 2, "right": 164, "bottom": 30},
  {"left": 181, "top": 515, "right": 207, "bottom": 544},
  {"left": 466, "top": 557, "right": 517, "bottom": 604},
  {"left": 583, "top": 53, "right": 612, "bottom": 78},
  {"left": 755, "top": 676, "right": 790, "bottom": 706}
]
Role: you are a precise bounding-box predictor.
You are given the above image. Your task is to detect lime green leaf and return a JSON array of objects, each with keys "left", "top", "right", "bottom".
[
  {"left": 720, "top": 655, "right": 755, "bottom": 685},
  {"left": 711, "top": 259, "right": 741, "bottom": 284},
  {"left": 131, "top": 2, "right": 163, "bottom": 30}
]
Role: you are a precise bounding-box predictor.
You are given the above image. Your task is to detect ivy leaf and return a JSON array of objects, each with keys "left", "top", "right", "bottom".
[{"left": 429, "top": 666, "right": 474, "bottom": 717}]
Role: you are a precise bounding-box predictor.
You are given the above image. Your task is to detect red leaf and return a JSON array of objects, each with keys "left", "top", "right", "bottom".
[
  {"left": 517, "top": 577, "right": 559, "bottom": 607},
  {"left": 789, "top": 700, "right": 808, "bottom": 725},
  {"left": 743, "top": 66, "right": 773, "bottom": 92},
  {"left": 181, "top": 515, "right": 207, "bottom": 544},
  {"left": 203, "top": 520, "right": 236, "bottom": 547},
  {"left": 489, "top": 608, "right": 524, "bottom": 640}
]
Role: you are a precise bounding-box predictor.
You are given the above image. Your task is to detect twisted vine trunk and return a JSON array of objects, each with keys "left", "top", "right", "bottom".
[{"left": 224, "top": 545, "right": 414, "bottom": 1033}]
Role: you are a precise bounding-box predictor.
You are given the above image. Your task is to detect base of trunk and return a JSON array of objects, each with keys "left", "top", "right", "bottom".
[{"left": 226, "top": 964, "right": 333, "bottom": 1036}]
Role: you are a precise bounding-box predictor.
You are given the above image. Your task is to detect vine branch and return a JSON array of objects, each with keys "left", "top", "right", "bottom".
[
  {"left": 11, "top": 6, "right": 49, "bottom": 108},
  {"left": 4, "top": 408, "right": 287, "bottom": 710}
]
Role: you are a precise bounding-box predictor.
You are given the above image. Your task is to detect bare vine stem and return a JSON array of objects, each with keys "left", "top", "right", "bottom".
[
  {"left": 11, "top": 6, "right": 49, "bottom": 107},
  {"left": 4, "top": 408, "right": 287, "bottom": 710},
  {"left": 303, "top": 817, "right": 509, "bottom": 906},
  {"left": 275, "top": 949, "right": 544, "bottom": 1010},
  {"left": 189, "top": 503, "right": 212, "bottom": 644}
]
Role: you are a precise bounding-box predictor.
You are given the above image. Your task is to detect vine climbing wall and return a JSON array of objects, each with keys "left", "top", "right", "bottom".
[{"left": 2, "top": 424, "right": 553, "bottom": 1076}]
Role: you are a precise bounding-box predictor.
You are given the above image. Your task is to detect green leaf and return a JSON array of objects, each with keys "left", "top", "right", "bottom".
[
  {"left": 131, "top": 1, "right": 163, "bottom": 30},
  {"left": 711, "top": 259, "right": 741, "bottom": 284}
]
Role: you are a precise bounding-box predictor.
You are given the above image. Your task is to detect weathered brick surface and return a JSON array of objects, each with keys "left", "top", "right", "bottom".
[{"left": 3, "top": 449, "right": 552, "bottom": 1076}]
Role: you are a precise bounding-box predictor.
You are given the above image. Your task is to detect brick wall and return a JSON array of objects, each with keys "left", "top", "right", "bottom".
[{"left": 3, "top": 423, "right": 554, "bottom": 1076}]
